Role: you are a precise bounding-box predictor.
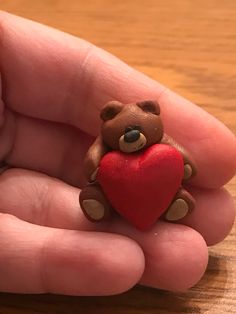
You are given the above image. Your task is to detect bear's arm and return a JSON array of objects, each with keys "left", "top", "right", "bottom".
[
  {"left": 84, "top": 135, "right": 109, "bottom": 182},
  {"left": 161, "top": 134, "right": 197, "bottom": 180}
]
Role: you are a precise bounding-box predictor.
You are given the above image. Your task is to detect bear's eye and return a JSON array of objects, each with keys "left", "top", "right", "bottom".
[
  {"left": 125, "top": 126, "right": 133, "bottom": 133},
  {"left": 134, "top": 125, "right": 141, "bottom": 131},
  {"left": 137, "top": 100, "right": 160, "bottom": 115},
  {"left": 125, "top": 126, "right": 141, "bottom": 133}
]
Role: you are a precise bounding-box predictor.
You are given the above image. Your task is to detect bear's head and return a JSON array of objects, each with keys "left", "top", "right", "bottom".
[{"left": 100, "top": 100, "right": 164, "bottom": 153}]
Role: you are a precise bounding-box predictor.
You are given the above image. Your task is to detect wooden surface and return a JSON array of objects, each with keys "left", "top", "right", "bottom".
[{"left": 0, "top": 0, "right": 235, "bottom": 313}]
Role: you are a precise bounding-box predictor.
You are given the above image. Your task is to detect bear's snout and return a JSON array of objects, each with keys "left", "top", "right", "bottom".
[{"left": 119, "top": 126, "right": 147, "bottom": 153}]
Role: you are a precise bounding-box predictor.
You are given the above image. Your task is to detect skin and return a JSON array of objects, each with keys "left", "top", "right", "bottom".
[{"left": 0, "top": 11, "right": 236, "bottom": 295}]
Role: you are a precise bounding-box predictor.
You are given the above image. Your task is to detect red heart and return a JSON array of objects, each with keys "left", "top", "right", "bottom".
[{"left": 97, "top": 144, "right": 184, "bottom": 231}]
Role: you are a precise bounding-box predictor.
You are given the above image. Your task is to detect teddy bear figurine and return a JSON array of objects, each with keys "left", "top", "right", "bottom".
[{"left": 79, "top": 100, "right": 196, "bottom": 231}]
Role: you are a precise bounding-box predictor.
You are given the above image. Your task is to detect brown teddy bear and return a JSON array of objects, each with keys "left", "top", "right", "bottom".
[{"left": 79, "top": 100, "right": 196, "bottom": 230}]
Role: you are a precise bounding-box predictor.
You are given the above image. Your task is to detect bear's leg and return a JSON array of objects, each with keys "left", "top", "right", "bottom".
[
  {"left": 164, "top": 188, "right": 195, "bottom": 222},
  {"left": 79, "top": 183, "right": 112, "bottom": 222}
]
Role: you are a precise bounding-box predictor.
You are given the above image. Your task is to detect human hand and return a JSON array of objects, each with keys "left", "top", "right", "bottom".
[{"left": 0, "top": 11, "right": 235, "bottom": 296}]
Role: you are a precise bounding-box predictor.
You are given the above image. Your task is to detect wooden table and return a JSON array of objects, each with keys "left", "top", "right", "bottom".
[{"left": 0, "top": 1, "right": 235, "bottom": 313}]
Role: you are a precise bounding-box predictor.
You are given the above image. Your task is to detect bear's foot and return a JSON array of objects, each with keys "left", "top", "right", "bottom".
[
  {"left": 82, "top": 199, "right": 105, "bottom": 221},
  {"left": 79, "top": 183, "right": 112, "bottom": 222},
  {"left": 165, "top": 188, "right": 195, "bottom": 222}
]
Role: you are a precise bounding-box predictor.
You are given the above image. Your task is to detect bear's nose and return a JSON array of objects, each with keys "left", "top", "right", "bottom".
[{"left": 124, "top": 129, "right": 141, "bottom": 143}]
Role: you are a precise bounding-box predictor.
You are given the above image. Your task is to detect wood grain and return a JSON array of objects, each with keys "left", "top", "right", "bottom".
[{"left": 0, "top": 0, "right": 235, "bottom": 313}]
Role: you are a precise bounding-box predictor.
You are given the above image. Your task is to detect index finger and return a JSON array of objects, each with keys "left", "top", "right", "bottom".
[{"left": 0, "top": 11, "right": 235, "bottom": 188}]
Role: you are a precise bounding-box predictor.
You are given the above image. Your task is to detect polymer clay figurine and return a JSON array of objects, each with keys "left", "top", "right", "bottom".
[{"left": 79, "top": 100, "right": 196, "bottom": 230}]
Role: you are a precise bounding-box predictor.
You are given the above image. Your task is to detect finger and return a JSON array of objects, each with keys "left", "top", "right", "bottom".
[
  {"left": 180, "top": 186, "right": 236, "bottom": 246},
  {"left": 1, "top": 12, "right": 236, "bottom": 188},
  {"left": 0, "top": 169, "right": 234, "bottom": 247},
  {"left": 110, "top": 220, "right": 209, "bottom": 291},
  {"left": 0, "top": 169, "right": 230, "bottom": 291},
  {"left": 2, "top": 111, "right": 92, "bottom": 186},
  {"left": 0, "top": 213, "right": 144, "bottom": 295},
  {"left": 0, "top": 171, "right": 208, "bottom": 292}
]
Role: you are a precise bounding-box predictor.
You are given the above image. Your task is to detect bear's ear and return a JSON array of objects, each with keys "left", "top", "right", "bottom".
[
  {"left": 137, "top": 100, "right": 160, "bottom": 115},
  {"left": 100, "top": 101, "right": 124, "bottom": 121}
]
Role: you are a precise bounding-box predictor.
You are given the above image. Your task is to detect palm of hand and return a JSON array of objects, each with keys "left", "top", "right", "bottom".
[{"left": 0, "top": 12, "right": 235, "bottom": 296}]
